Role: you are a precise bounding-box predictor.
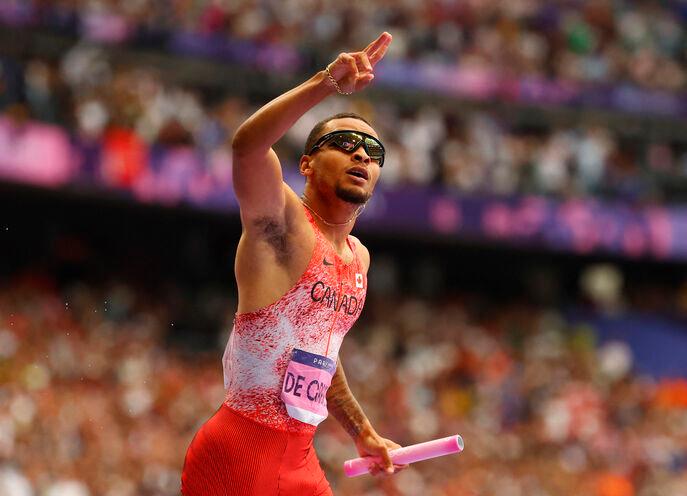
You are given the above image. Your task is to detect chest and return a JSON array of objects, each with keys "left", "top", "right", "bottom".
[{"left": 305, "top": 250, "right": 366, "bottom": 319}]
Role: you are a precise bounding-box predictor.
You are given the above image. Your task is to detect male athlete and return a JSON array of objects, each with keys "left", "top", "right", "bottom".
[{"left": 182, "top": 32, "right": 403, "bottom": 495}]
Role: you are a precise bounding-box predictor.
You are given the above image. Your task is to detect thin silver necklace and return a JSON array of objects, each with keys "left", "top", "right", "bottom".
[{"left": 300, "top": 196, "right": 365, "bottom": 227}]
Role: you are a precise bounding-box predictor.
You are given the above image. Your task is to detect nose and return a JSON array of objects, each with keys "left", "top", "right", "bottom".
[{"left": 352, "top": 148, "right": 371, "bottom": 164}]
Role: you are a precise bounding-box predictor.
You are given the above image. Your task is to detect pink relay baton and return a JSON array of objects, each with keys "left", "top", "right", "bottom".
[{"left": 343, "top": 434, "right": 464, "bottom": 477}]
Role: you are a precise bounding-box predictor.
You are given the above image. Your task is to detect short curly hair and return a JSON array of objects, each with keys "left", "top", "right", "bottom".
[{"left": 303, "top": 112, "right": 373, "bottom": 155}]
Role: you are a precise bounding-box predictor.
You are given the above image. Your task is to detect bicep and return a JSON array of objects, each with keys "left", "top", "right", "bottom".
[{"left": 233, "top": 147, "right": 287, "bottom": 221}]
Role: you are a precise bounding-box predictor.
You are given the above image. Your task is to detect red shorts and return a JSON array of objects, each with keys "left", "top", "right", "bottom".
[{"left": 181, "top": 404, "right": 333, "bottom": 496}]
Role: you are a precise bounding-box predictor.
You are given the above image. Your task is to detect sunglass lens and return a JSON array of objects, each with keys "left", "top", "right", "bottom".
[
  {"left": 364, "top": 139, "right": 384, "bottom": 157},
  {"left": 327, "top": 132, "right": 385, "bottom": 166},
  {"left": 332, "top": 133, "right": 362, "bottom": 151}
]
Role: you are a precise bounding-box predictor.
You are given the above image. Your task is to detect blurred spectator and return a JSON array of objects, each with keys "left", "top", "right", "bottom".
[
  {"left": 3, "top": 0, "right": 686, "bottom": 91},
  {"left": 1, "top": 2, "right": 686, "bottom": 494},
  {"left": 1, "top": 263, "right": 686, "bottom": 495},
  {"left": 1, "top": 45, "right": 686, "bottom": 204}
]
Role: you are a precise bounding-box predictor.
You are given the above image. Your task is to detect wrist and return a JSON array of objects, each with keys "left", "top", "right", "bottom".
[
  {"left": 353, "top": 421, "right": 376, "bottom": 441},
  {"left": 311, "top": 69, "right": 334, "bottom": 95},
  {"left": 323, "top": 64, "right": 352, "bottom": 96}
]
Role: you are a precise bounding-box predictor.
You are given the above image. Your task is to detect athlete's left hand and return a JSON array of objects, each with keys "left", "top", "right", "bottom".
[
  {"left": 354, "top": 429, "right": 408, "bottom": 476},
  {"left": 326, "top": 32, "right": 392, "bottom": 94}
]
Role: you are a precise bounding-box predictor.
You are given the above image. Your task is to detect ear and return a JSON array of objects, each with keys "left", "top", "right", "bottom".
[{"left": 299, "top": 155, "right": 314, "bottom": 177}]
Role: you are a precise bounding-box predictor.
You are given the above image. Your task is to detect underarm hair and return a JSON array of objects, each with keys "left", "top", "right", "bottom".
[{"left": 253, "top": 216, "right": 291, "bottom": 265}]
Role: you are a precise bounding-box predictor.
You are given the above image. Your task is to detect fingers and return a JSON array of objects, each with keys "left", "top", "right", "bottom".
[
  {"left": 365, "top": 32, "right": 392, "bottom": 67},
  {"left": 328, "top": 52, "right": 355, "bottom": 79},
  {"left": 345, "top": 54, "right": 358, "bottom": 79},
  {"left": 368, "top": 461, "right": 393, "bottom": 477},
  {"left": 353, "top": 51, "right": 373, "bottom": 74},
  {"left": 326, "top": 32, "right": 390, "bottom": 94},
  {"left": 360, "top": 443, "right": 394, "bottom": 476},
  {"left": 341, "top": 52, "right": 375, "bottom": 92},
  {"left": 352, "top": 51, "right": 374, "bottom": 91},
  {"left": 354, "top": 73, "right": 374, "bottom": 92},
  {"left": 375, "top": 439, "right": 407, "bottom": 475},
  {"left": 364, "top": 31, "right": 392, "bottom": 56},
  {"left": 377, "top": 446, "right": 394, "bottom": 474}
]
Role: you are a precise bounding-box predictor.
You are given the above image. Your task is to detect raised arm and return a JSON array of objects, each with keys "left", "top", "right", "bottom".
[
  {"left": 327, "top": 360, "right": 403, "bottom": 475},
  {"left": 231, "top": 32, "right": 392, "bottom": 224}
]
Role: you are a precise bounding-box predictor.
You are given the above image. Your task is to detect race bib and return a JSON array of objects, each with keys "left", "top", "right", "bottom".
[{"left": 281, "top": 348, "right": 336, "bottom": 426}]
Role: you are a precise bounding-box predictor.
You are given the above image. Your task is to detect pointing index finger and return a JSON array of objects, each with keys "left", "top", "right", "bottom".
[{"left": 364, "top": 32, "right": 392, "bottom": 66}]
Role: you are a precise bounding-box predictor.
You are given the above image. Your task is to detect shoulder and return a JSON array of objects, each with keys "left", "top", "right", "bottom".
[{"left": 349, "top": 235, "right": 370, "bottom": 271}]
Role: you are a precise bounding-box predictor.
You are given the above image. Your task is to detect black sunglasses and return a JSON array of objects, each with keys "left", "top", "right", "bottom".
[{"left": 308, "top": 130, "right": 385, "bottom": 167}]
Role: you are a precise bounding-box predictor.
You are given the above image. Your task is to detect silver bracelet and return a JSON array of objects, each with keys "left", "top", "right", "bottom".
[{"left": 325, "top": 64, "right": 353, "bottom": 95}]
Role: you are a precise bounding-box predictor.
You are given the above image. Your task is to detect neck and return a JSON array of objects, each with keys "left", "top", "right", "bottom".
[{"left": 300, "top": 195, "right": 364, "bottom": 243}]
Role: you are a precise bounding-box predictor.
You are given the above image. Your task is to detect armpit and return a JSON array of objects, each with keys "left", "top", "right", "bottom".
[{"left": 252, "top": 216, "right": 291, "bottom": 265}]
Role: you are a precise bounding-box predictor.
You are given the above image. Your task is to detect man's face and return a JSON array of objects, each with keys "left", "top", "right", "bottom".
[{"left": 304, "top": 118, "right": 382, "bottom": 205}]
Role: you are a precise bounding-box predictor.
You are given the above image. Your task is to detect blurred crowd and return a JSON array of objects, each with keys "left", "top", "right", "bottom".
[
  {"left": 1, "top": 268, "right": 687, "bottom": 496},
  {"left": 2, "top": 3, "right": 687, "bottom": 496},
  {"left": 0, "top": 273, "right": 232, "bottom": 496},
  {"left": 2, "top": 0, "right": 686, "bottom": 91},
  {"left": 1, "top": 44, "right": 687, "bottom": 203}
]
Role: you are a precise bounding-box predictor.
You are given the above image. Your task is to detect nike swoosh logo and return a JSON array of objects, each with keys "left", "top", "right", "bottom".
[{"left": 323, "top": 258, "right": 334, "bottom": 266}]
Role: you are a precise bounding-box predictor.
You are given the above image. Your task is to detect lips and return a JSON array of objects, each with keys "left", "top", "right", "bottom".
[{"left": 346, "top": 167, "right": 369, "bottom": 181}]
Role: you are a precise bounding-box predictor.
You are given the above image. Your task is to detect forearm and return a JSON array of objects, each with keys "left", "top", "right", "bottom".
[
  {"left": 328, "top": 361, "right": 402, "bottom": 474},
  {"left": 327, "top": 360, "right": 374, "bottom": 439},
  {"left": 232, "top": 70, "right": 333, "bottom": 155}
]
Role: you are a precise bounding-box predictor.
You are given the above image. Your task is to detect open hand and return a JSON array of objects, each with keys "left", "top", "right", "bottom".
[
  {"left": 354, "top": 429, "right": 408, "bottom": 477},
  {"left": 326, "top": 32, "right": 392, "bottom": 94}
]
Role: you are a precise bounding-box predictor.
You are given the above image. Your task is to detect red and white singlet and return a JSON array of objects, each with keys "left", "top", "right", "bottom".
[
  {"left": 182, "top": 207, "right": 368, "bottom": 495},
  {"left": 222, "top": 207, "right": 367, "bottom": 433}
]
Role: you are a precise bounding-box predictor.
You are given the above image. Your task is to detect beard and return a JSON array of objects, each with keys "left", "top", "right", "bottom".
[{"left": 335, "top": 184, "right": 371, "bottom": 205}]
